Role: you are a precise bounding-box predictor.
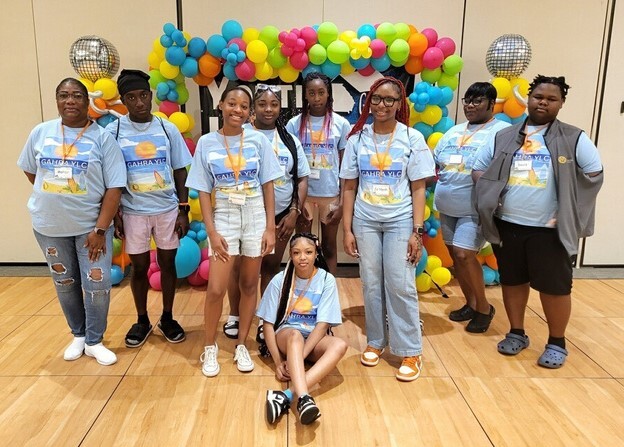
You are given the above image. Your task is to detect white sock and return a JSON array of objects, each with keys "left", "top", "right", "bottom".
[{"left": 227, "top": 315, "right": 240, "bottom": 322}]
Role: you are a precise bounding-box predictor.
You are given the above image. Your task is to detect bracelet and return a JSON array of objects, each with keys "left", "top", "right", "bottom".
[{"left": 289, "top": 205, "right": 301, "bottom": 215}]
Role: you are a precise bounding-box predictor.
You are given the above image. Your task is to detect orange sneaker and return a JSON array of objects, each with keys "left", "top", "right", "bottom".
[
  {"left": 396, "top": 355, "right": 422, "bottom": 382},
  {"left": 360, "top": 346, "right": 384, "bottom": 366}
]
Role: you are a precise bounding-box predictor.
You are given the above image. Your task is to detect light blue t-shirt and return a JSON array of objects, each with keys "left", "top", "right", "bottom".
[
  {"left": 339, "top": 123, "right": 436, "bottom": 222},
  {"left": 472, "top": 126, "right": 603, "bottom": 227},
  {"left": 105, "top": 116, "right": 192, "bottom": 215},
  {"left": 243, "top": 124, "right": 310, "bottom": 215},
  {"left": 433, "top": 119, "right": 510, "bottom": 217},
  {"left": 186, "top": 128, "right": 282, "bottom": 199},
  {"left": 256, "top": 267, "right": 342, "bottom": 337},
  {"left": 286, "top": 112, "right": 351, "bottom": 197},
  {"left": 17, "top": 118, "right": 127, "bottom": 237}
]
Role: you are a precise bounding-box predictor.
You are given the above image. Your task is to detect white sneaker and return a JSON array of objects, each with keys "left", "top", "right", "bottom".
[
  {"left": 63, "top": 336, "right": 85, "bottom": 361},
  {"left": 84, "top": 343, "right": 117, "bottom": 366},
  {"left": 200, "top": 344, "right": 220, "bottom": 377},
  {"left": 234, "top": 344, "right": 255, "bottom": 372}
]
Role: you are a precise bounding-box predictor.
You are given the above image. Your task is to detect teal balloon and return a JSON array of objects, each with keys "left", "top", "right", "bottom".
[
  {"left": 175, "top": 236, "right": 201, "bottom": 278},
  {"left": 358, "top": 24, "right": 376, "bottom": 40},
  {"left": 188, "top": 37, "right": 207, "bottom": 58},
  {"left": 165, "top": 46, "right": 186, "bottom": 66},
  {"left": 416, "top": 246, "right": 428, "bottom": 276},
  {"left": 180, "top": 57, "right": 198, "bottom": 77},
  {"left": 207, "top": 34, "right": 227, "bottom": 58},
  {"left": 414, "top": 122, "right": 434, "bottom": 140},
  {"left": 371, "top": 54, "right": 391, "bottom": 72},
  {"left": 222, "top": 20, "right": 243, "bottom": 41},
  {"left": 321, "top": 60, "right": 341, "bottom": 79},
  {"left": 350, "top": 56, "right": 369, "bottom": 70}
]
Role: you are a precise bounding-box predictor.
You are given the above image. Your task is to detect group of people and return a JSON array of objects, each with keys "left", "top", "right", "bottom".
[{"left": 18, "top": 70, "right": 602, "bottom": 425}]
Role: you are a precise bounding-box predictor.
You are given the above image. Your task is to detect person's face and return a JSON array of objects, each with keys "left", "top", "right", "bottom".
[
  {"left": 219, "top": 90, "right": 250, "bottom": 129},
  {"left": 290, "top": 238, "right": 317, "bottom": 276},
  {"left": 56, "top": 82, "right": 89, "bottom": 126},
  {"left": 370, "top": 82, "right": 401, "bottom": 126},
  {"left": 122, "top": 89, "right": 153, "bottom": 123},
  {"left": 463, "top": 96, "right": 493, "bottom": 124},
  {"left": 253, "top": 91, "right": 280, "bottom": 129},
  {"left": 527, "top": 83, "right": 564, "bottom": 125},
  {"left": 305, "top": 79, "right": 329, "bottom": 116}
]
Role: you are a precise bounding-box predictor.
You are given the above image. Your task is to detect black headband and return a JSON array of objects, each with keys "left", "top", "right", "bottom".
[{"left": 117, "top": 69, "right": 150, "bottom": 97}]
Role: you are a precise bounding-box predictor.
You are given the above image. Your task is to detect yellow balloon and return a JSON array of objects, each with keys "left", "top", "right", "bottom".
[
  {"left": 160, "top": 61, "right": 180, "bottom": 79},
  {"left": 242, "top": 27, "right": 260, "bottom": 44},
  {"left": 255, "top": 62, "right": 273, "bottom": 81},
  {"left": 247, "top": 40, "right": 269, "bottom": 64},
  {"left": 278, "top": 62, "right": 300, "bottom": 83},
  {"left": 340, "top": 62, "right": 356, "bottom": 76},
  {"left": 491, "top": 77, "right": 512, "bottom": 99},
  {"left": 79, "top": 78, "right": 94, "bottom": 92},
  {"left": 421, "top": 105, "right": 442, "bottom": 126},
  {"left": 424, "top": 205, "right": 431, "bottom": 221},
  {"left": 416, "top": 273, "right": 432, "bottom": 292},
  {"left": 153, "top": 111, "right": 168, "bottom": 120},
  {"left": 150, "top": 237, "right": 157, "bottom": 250},
  {"left": 430, "top": 267, "right": 452, "bottom": 286},
  {"left": 153, "top": 38, "right": 166, "bottom": 58},
  {"left": 510, "top": 77, "right": 530, "bottom": 97},
  {"left": 339, "top": 30, "right": 357, "bottom": 45},
  {"left": 148, "top": 51, "right": 162, "bottom": 69},
  {"left": 409, "top": 108, "right": 420, "bottom": 127},
  {"left": 169, "top": 112, "right": 190, "bottom": 133},
  {"left": 427, "top": 131, "right": 444, "bottom": 150},
  {"left": 93, "top": 78, "right": 117, "bottom": 100},
  {"left": 425, "top": 255, "right": 442, "bottom": 273},
  {"left": 187, "top": 113, "right": 195, "bottom": 132},
  {"left": 189, "top": 198, "right": 201, "bottom": 215}
]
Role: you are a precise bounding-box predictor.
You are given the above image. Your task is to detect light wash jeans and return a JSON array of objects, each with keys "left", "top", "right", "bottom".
[
  {"left": 353, "top": 216, "right": 422, "bottom": 357},
  {"left": 34, "top": 228, "right": 113, "bottom": 345}
]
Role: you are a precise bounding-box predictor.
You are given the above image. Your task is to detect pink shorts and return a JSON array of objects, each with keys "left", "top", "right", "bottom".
[
  {"left": 122, "top": 208, "right": 180, "bottom": 254},
  {"left": 302, "top": 196, "right": 339, "bottom": 225}
]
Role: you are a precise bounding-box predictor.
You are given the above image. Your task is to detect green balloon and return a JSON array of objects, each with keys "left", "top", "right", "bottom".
[
  {"left": 308, "top": 44, "right": 327, "bottom": 65},
  {"left": 326, "top": 40, "right": 350, "bottom": 64},
  {"left": 148, "top": 70, "right": 166, "bottom": 90},
  {"left": 259, "top": 25, "right": 280, "bottom": 50},
  {"left": 376, "top": 22, "right": 397, "bottom": 45},
  {"left": 442, "top": 55, "right": 464, "bottom": 76},
  {"left": 388, "top": 39, "right": 409, "bottom": 63},
  {"left": 438, "top": 73, "right": 459, "bottom": 90},
  {"left": 421, "top": 68, "right": 442, "bottom": 84},
  {"left": 317, "top": 22, "right": 339, "bottom": 47},
  {"left": 394, "top": 23, "right": 411, "bottom": 41},
  {"left": 267, "top": 48, "right": 287, "bottom": 68},
  {"left": 176, "top": 85, "right": 189, "bottom": 104},
  {"left": 113, "top": 238, "right": 122, "bottom": 257}
]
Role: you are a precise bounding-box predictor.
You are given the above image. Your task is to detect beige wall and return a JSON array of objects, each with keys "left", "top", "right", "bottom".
[{"left": 3, "top": 0, "right": 616, "bottom": 263}]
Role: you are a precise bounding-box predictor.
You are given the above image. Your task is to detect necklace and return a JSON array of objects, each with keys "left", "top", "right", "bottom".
[
  {"left": 371, "top": 124, "right": 396, "bottom": 181},
  {"left": 60, "top": 121, "right": 91, "bottom": 161},
  {"left": 522, "top": 124, "right": 548, "bottom": 152},
  {"left": 285, "top": 267, "right": 317, "bottom": 316},
  {"left": 129, "top": 117, "right": 153, "bottom": 132}
]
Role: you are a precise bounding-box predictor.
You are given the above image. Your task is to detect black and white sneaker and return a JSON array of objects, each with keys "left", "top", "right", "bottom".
[
  {"left": 297, "top": 394, "right": 321, "bottom": 425},
  {"left": 266, "top": 390, "right": 290, "bottom": 424}
]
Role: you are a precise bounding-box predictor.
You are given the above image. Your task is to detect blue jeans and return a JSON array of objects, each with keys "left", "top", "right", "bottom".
[
  {"left": 353, "top": 217, "right": 422, "bottom": 357},
  {"left": 34, "top": 228, "right": 113, "bottom": 345}
]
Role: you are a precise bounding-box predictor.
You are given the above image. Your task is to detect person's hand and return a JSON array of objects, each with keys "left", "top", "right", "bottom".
[
  {"left": 275, "top": 360, "right": 290, "bottom": 382},
  {"left": 261, "top": 228, "right": 276, "bottom": 257},
  {"left": 113, "top": 214, "right": 124, "bottom": 239},
  {"left": 325, "top": 201, "right": 342, "bottom": 225},
  {"left": 175, "top": 212, "right": 190, "bottom": 239},
  {"left": 84, "top": 230, "right": 106, "bottom": 262},
  {"left": 343, "top": 231, "right": 359, "bottom": 258},
  {"left": 276, "top": 209, "right": 298, "bottom": 241},
  {"left": 209, "top": 231, "right": 230, "bottom": 263},
  {"left": 406, "top": 233, "right": 423, "bottom": 265}
]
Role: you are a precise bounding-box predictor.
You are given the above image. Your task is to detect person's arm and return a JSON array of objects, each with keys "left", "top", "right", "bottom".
[
  {"left": 262, "top": 322, "right": 290, "bottom": 381},
  {"left": 199, "top": 190, "right": 229, "bottom": 262},
  {"left": 302, "top": 322, "right": 331, "bottom": 359},
  {"left": 342, "top": 178, "right": 359, "bottom": 257},
  {"left": 407, "top": 179, "right": 426, "bottom": 265},
  {"left": 23, "top": 171, "right": 35, "bottom": 184},
  {"left": 325, "top": 151, "right": 345, "bottom": 225},
  {"left": 173, "top": 167, "right": 190, "bottom": 238},
  {"left": 471, "top": 170, "right": 484, "bottom": 183},
  {"left": 261, "top": 181, "right": 276, "bottom": 256},
  {"left": 84, "top": 187, "right": 123, "bottom": 262}
]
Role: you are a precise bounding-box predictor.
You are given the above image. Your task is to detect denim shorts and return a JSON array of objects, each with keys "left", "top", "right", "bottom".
[
  {"left": 214, "top": 195, "right": 266, "bottom": 257},
  {"left": 440, "top": 214, "right": 484, "bottom": 251},
  {"left": 122, "top": 208, "right": 180, "bottom": 254}
]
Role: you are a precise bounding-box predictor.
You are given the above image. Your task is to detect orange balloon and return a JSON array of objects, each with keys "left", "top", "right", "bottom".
[
  {"left": 503, "top": 98, "right": 526, "bottom": 119},
  {"left": 193, "top": 73, "right": 214, "bottom": 86},
  {"left": 493, "top": 103, "right": 504, "bottom": 114},
  {"left": 199, "top": 54, "right": 221, "bottom": 78},
  {"left": 88, "top": 106, "right": 102, "bottom": 119},
  {"left": 408, "top": 24, "right": 418, "bottom": 34},
  {"left": 485, "top": 254, "right": 498, "bottom": 270},
  {"left": 112, "top": 252, "right": 131, "bottom": 269},
  {"left": 405, "top": 56, "right": 424, "bottom": 75},
  {"left": 423, "top": 231, "right": 453, "bottom": 267},
  {"left": 408, "top": 33, "right": 428, "bottom": 56},
  {"left": 476, "top": 254, "right": 486, "bottom": 265},
  {"left": 110, "top": 103, "right": 128, "bottom": 115}
]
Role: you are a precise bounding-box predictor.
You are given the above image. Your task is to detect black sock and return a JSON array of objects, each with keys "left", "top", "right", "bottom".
[
  {"left": 138, "top": 313, "right": 150, "bottom": 325},
  {"left": 548, "top": 336, "right": 566, "bottom": 349},
  {"left": 161, "top": 311, "right": 173, "bottom": 322},
  {"left": 510, "top": 328, "right": 525, "bottom": 337}
]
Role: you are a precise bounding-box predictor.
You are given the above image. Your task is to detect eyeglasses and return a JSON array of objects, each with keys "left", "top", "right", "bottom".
[
  {"left": 461, "top": 97, "right": 487, "bottom": 106},
  {"left": 370, "top": 95, "right": 400, "bottom": 107},
  {"left": 256, "top": 84, "right": 281, "bottom": 93},
  {"left": 56, "top": 92, "right": 86, "bottom": 101}
]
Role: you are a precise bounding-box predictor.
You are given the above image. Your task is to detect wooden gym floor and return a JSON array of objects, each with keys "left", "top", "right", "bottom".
[{"left": 0, "top": 275, "right": 623, "bottom": 446}]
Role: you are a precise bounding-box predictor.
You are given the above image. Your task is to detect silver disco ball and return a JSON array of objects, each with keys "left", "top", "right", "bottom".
[
  {"left": 69, "top": 36, "right": 120, "bottom": 81},
  {"left": 485, "top": 34, "right": 531, "bottom": 79}
]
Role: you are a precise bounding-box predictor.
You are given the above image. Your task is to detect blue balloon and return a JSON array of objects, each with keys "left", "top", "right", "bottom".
[
  {"left": 439, "top": 87, "right": 454, "bottom": 106},
  {"left": 433, "top": 117, "right": 455, "bottom": 133},
  {"left": 430, "top": 218, "right": 441, "bottom": 229},
  {"left": 166, "top": 90, "right": 179, "bottom": 102},
  {"left": 157, "top": 82, "right": 170, "bottom": 96},
  {"left": 415, "top": 81, "right": 430, "bottom": 94},
  {"left": 188, "top": 37, "right": 207, "bottom": 59},
  {"left": 229, "top": 43, "right": 240, "bottom": 53},
  {"left": 441, "top": 106, "right": 449, "bottom": 117},
  {"left": 417, "top": 92, "right": 430, "bottom": 105},
  {"left": 189, "top": 189, "right": 199, "bottom": 199},
  {"left": 414, "top": 122, "right": 434, "bottom": 140},
  {"left": 186, "top": 230, "right": 197, "bottom": 241},
  {"left": 483, "top": 266, "right": 497, "bottom": 285},
  {"left": 495, "top": 113, "right": 512, "bottom": 123},
  {"left": 222, "top": 19, "right": 243, "bottom": 41},
  {"left": 511, "top": 113, "right": 527, "bottom": 124},
  {"left": 96, "top": 115, "right": 116, "bottom": 128},
  {"left": 427, "top": 228, "right": 438, "bottom": 238},
  {"left": 175, "top": 236, "right": 201, "bottom": 278},
  {"left": 180, "top": 57, "right": 199, "bottom": 77},
  {"left": 166, "top": 80, "right": 177, "bottom": 89},
  {"left": 207, "top": 34, "right": 227, "bottom": 58},
  {"left": 358, "top": 24, "right": 377, "bottom": 40},
  {"left": 226, "top": 53, "right": 238, "bottom": 65},
  {"left": 111, "top": 265, "right": 124, "bottom": 286},
  {"left": 371, "top": 54, "right": 391, "bottom": 72},
  {"left": 428, "top": 86, "right": 443, "bottom": 105},
  {"left": 171, "top": 30, "right": 186, "bottom": 47},
  {"left": 221, "top": 48, "right": 230, "bottom": 59},
  {"left": 416, "top": 246, "right": 428, "bottom": 276},
  {"left": 236, "top": 50, "right": 246, "bottom": 63},
  {"left": 189, "top": 220, "right": 202, "bottom": 232},
  {"left": 350, "top": 56, "right": 369, "bottom": 70},
  {"left": 196, "top": 230, "right": 208, "bottom": 241},
  {"left": 414, "top": 103, "right": 426, "bottom": 113},
  {"left": 156, "top": 91, "right": 168, "bottom": 101},
  {"left": 302, "top": 64, "right": 322, "bottom": 79},
  {"left": 223, "top": 63, "right": 238, "bottom": 81},
  {"left": 163, "top": 23, "right": 176, "bottom": 36},
  {"left": 160, "top": 35, "right": 173, "bottom": 48},
  {"left": 408, "top": 92, "right": 418, "bottom": 103},
  {"left": 320, "top": 60, "right": 341, "bottom": 79},
  {"left": 165, "top": 46, "right": 186, "bottom": 66},
  {"left": 424, "top": 221, "right": 431, "bottom": 231}
]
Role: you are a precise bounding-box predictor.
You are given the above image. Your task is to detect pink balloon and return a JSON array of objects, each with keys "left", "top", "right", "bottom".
[
  {"left": 291, "top": 28, "right": 301, "bottom": 37},
  {"left": 187, "top": 269, "right": 207, "bottom": 287},
  {"left": 300, "top": 26, "right": 317, "bottom": 49},
  {"left": 228, "top": 37, "right": 246, "bottom": 51},
  {"left": 278, "top": 31, "right": 288, "bottom": 43},
  {"left": 158, "top": 100, "right": 179, "bottom": 117},
  {"left": 198, "top": 259, "right": 210, "bottom": 280},
  {"left": 149, "top": 250, "right": 157, "bottom": 264},
  {"left": 295, "top": 38, "right": 306, "bottom": 52},
  {"left": 435, "top": 37, "right": 456, "bottom": 58},
  {"left": 370, "top": 39, "right": 387, "bottom": 58},
  {"left": 285, "top": 33, "right": 297, "bottom": 47},
  {"left": 290, "top": 51, "right": 309, "bottom": 70},
  {"left": 359, "top": 64, "right": 376, "bottom": 76},
  {"left": 200, "top": 247, "right": 209, "bottom": 261},
  {"left": 281, "top": 45, "right": 294, "bottom": 57},
  {"left": 149, "top": 271, "right": 162, "bottom": 291},
  {"left": 422, "top": 47, "right": 445, "bottom": 69},
  {"left": 421, "top": 28, "right": 438, "bottom": 47},
  {"left": 234, "top": 58, "right": 255, "bottom": 81},
  {"left": 184, "top": 137, "right": 196, "bottom": 156}
]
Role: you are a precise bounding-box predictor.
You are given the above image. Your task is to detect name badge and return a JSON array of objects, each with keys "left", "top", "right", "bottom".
[
  {"left": 372, "top": 184, "right": 390, "bottom": 197},
  {"left": 448, "top": 154, "right": 463, "bottom": 164},
  {"left": 514, "top": 160, "right": 532, "bottom": 171},
  {"left": 54, "top": 167, "right": 73, "bottom": 179},
  {"left": 309, "top": 169, "right": 321, "bottom": 180},
  {"left": 280, "top": 161, "right": 288, "bottom": 176},
  {"left": 228, "top": 193, "right": 246, "bottom": 205}
]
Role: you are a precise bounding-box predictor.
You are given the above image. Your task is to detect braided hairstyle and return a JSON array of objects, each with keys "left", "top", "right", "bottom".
[
  {"left": 297, "top": 72, "right": 334, "bottom": 142},
  {"left": 348, "top": 76, "right": 409, "bottom": 139},
  {"left": 529, "top": 75, "right": 570, "bottom": 101},
  {"left": 273, "top": 233, "right": 330, "bottom": 330}
]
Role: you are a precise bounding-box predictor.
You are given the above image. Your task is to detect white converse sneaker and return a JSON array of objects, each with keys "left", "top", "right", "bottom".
[
  {"left": 234, "top": 344, "right": 255, "bottom": 372},
  {"left": 84, "top": 343, "right": 117, "bottom": 366},
  {"left": 200, "top": 344, "right": 220, "bottom": 377},
  {"left": 63, "top": 336, "right": 85, "bottom": 361}
]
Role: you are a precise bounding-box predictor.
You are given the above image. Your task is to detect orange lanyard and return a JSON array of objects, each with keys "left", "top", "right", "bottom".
[
  {"left": 285, "top": 268, "right": 317, "bottom": 317},
  {"left": 60, "top": 121, "right": 90, "bottom": 161},
  {"left": 307, "top": 115, "right": 329, "bottom": 166},
  {"left": 458, "top": 118, "right": 492, "bottom": 147},
  {"left": 522, "top": 124, "right": 548, "bottom": 152},
  {"left": 222, "top": 130, "right": 244, "bottom": 184},
  {"left": 371, "top": 125, "right": 396, "bottom": 181}
]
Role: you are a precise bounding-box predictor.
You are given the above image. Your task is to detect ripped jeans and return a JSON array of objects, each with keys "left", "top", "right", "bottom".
[{"left": 34, "top": 228, "right": 113, "bottom": 345}]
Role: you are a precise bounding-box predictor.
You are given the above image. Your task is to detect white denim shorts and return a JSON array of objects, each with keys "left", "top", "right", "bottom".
[{"left": 214, "top": 195, "right": 266, "bottom": 257}]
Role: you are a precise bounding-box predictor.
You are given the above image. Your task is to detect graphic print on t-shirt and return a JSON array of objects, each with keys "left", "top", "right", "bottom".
[
  {"left": 508, "top": 135, "right": 550, "bottom": 188},
  {"left": 303, "top": 128, "right": 335, "bottom": 170},
  {"left": 285, "top": 286, "right": 322, "bottom": 334},
  {"left": 118, "top": 134, "right": 172, "bottom": 193},
  {"left": 209, "top": 145, "right": 260, "bottom": 195},
  {"left": 358, "top": 144, "right": 404, "bottom": 206},
  {"left": 39, "top": 136, "right": 90, "bottom": 194}
]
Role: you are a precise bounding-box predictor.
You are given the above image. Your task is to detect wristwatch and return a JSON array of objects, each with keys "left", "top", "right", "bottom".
[
  {"left": 178, "top": 203, "right": 191, "bottom": 213},
  {"left": 413, "top": 225, "right": 425, "bottom": 236},
  {"left": 94, "top": 227, "right": 106, "bottom": 236}
]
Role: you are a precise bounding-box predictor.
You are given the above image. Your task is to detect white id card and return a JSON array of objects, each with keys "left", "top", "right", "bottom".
[
  {"left": 514, "top": 159, "right": 532, "bottom": 171},
  {"left": 54, "top": 167, "right": 73, "bottom": 179},
  {"left": 228, "top": 193, "right": 246, "bottom": 205},
  {"left": 448, "top": 154, "right": 463, "bottom": 164},
  {"left": 309, "top": 169, "right": 321, "bottom": 180},
  {"left": 372, "top": 184, "right": 390, "bottom": 197},
  {"left": 280, "top": 162, "right": 288, "bottom": 176}
]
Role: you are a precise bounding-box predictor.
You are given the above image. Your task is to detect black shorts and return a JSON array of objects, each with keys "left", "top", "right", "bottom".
[
  {"left": 275, "top": 208, "right": 290, "bottom": 225},
  {"left": 492, "top": 218, "right": 573, "bottom": 295}
]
